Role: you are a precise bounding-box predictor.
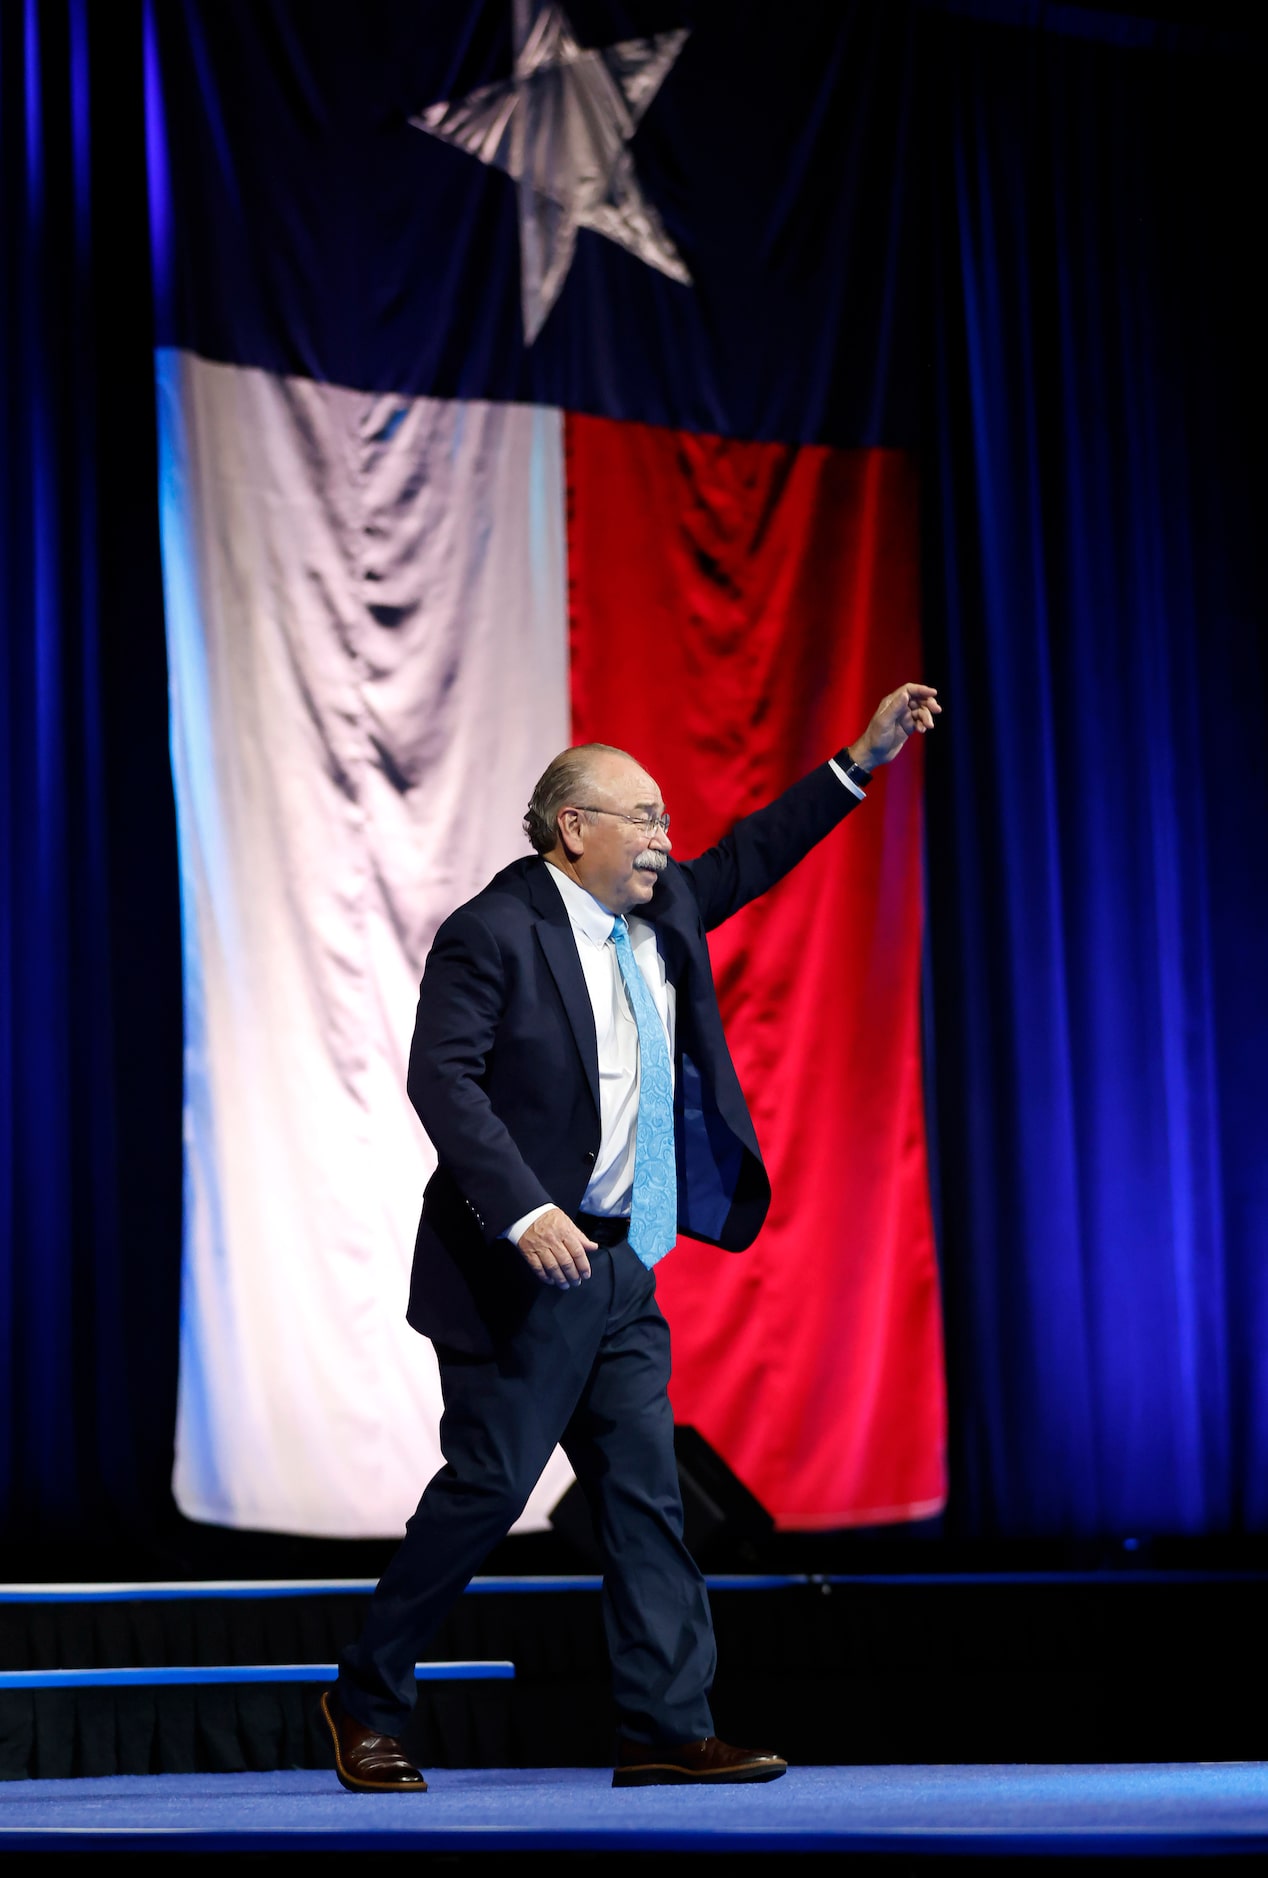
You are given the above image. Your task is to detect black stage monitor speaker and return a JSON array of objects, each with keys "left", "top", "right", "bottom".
[{"left": 549, "top": 1424, "right": 774, "bottom": 1566}]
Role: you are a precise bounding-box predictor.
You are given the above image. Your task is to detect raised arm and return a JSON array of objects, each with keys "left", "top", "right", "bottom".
[{"left": 680, "top": 683, "right": 940, "bottom": 931}]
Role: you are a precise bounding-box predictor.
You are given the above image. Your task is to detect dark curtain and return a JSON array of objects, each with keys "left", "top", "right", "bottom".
[
  {"left": 1, "top": 0, "right": 1264, "bottom": 1548},
  {"left": 0, "top": 0, "right": 181, "bottom": 1542},
  {"left": 922, "top": 10, "right": 1268, "bottom": 1536}
]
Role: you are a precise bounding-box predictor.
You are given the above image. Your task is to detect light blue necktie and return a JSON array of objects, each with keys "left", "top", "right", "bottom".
[{"left": 610, "top": 916, "right": 677, "bottom": 1269}]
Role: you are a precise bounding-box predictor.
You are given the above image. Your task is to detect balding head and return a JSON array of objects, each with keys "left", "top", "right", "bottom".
[
  {"left": 524, "top": 742, "right": 672, "bottom": 914},
  {"left": 523, "top": 743, "right": 638, "bottom": 854}
]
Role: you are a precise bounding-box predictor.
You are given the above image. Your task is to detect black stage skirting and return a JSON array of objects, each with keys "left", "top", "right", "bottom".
[{"left": 4, "top": 1571, "right": 1267, "bottom": 1781}]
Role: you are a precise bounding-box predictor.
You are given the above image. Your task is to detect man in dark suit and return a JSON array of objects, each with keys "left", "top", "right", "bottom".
[{"left": 323, "top": 683, "right": 940, "bottom": 1791}]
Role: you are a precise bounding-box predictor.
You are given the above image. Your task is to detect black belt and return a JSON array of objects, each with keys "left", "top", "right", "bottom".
[{"left": 573, "top": 1211, "right": 631, "bottom": 1247}]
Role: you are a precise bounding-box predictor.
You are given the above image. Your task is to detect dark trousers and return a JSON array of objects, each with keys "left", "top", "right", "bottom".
[{"left": 337, "top": 1239, "right": 716, "bottom": 1744}]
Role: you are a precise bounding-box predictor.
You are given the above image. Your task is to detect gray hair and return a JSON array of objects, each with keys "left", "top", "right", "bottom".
[{"left": 523, "top": 743, "right": 633, "bottom": 854}]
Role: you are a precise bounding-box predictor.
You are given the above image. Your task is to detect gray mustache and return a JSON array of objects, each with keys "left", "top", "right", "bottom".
[{"left": 634, "top": 850, "right": 667, "bottom": 873}]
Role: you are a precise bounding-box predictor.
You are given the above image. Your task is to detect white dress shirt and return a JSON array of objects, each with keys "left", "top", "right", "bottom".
[{"left": 505, "top": 864, "right": 675, "bottom": 1244}]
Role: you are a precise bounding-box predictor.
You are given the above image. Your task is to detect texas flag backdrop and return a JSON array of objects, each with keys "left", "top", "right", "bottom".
[{"left": 145, "top": 0, "right": 945, "bottom": 1535}]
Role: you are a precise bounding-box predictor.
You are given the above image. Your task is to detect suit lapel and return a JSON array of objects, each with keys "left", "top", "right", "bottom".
[
  {"left": 638, "top": 868, "right": 692, "bottom": 991},
  {"left": 528, "top": 863, "right": 601, "bottom": 1119}
]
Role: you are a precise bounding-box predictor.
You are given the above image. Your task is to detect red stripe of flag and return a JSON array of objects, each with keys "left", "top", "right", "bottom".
[{"left": 565, "top": 414, "right": 946, "bottom": 1529}]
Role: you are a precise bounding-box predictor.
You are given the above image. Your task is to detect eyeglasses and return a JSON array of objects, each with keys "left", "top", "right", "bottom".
[{"left": 569, "top": 805, "right": 671, "bottom": 836}]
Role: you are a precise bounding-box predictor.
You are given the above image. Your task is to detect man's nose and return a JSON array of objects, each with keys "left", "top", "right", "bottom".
[{"left": 650, "top": 827, "right": 672, "bottom": 853}]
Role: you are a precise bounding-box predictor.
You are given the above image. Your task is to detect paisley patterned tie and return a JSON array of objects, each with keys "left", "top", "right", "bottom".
[{"left": 610, "top": 916, "right": 677, "bottom": 1268}]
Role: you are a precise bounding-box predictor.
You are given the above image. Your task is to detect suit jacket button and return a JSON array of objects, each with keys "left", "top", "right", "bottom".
[{"left": 584, "top": 1150, "right": 596, "bottom": 1162}]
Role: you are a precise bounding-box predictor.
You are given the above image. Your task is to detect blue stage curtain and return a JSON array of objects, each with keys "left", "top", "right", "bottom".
[
  {"left": 0, "top": 0, "right": 180, "bottom": 1541},
  {"left": 1, "top": 0, "right": 1264, "bottom": 1549},
  {"left": 921, "top": 8, "right": 1268, "bottom": 1536}
]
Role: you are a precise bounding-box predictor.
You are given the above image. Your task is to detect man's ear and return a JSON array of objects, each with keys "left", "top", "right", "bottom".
[{"left": 556, "top": 808, "right": 585, "bottom": 861}]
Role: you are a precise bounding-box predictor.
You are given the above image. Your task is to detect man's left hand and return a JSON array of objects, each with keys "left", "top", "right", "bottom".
[{"left": 849, "top": 683, "right": 941, "bottom": 771}]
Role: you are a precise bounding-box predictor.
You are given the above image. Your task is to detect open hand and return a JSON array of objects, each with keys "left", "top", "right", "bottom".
[
  {"left": 850, "top": 684, "right": 941, "bottom": 771},
  {"left": 517, "top": 1207, "right": 597, "bottom": 1288}
]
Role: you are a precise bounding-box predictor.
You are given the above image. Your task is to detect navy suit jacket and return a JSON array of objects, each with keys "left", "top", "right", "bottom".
[{"left": 405, "top": 760, "right": 860, "bottom": 1354}]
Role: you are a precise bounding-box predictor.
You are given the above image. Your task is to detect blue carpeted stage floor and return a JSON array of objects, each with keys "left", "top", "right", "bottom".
[{"left": 1, "top": 1763, "right": 1266, "bottom": 1856}]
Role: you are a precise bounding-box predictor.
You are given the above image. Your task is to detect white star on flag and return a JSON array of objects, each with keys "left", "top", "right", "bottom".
[{"left": 411, "top": 0, "right": 691, "bottom": 343}]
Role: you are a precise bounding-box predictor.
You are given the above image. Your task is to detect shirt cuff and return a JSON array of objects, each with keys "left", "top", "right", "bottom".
[
  {"left": 504, "top": 1202, "right": 555, "bottom": 1246},
  {"left": 828, "top": 755, "right": 866, "bottom": 800}
]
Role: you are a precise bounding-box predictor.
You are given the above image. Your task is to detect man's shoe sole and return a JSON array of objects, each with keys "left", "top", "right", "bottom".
[
  {"left": 612, "top": 1760, "right": 787, "bottom": 1787},
  {"left": 320, "top": 1690, "right": 428, "bottom": 1793}
]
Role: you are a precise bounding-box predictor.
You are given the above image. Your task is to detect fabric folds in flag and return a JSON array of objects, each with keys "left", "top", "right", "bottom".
[
  {"left": 146, "top": 0, "right": 945, "bottom": 1534},
  {"left": 568, "top": 418, "right": 943, "bottom": 1525}
]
